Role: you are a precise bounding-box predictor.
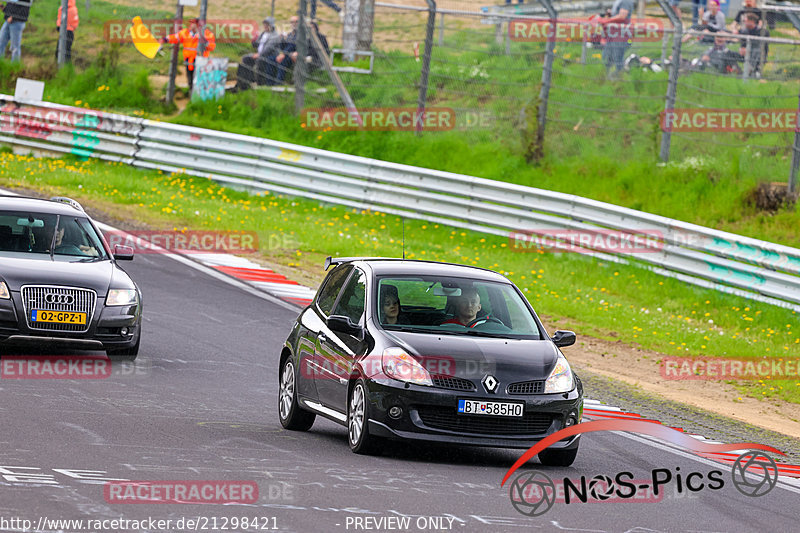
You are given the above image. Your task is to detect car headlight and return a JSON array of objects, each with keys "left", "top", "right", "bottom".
[
  {"left": 544, "top": 354, "right": 574, "bottom": 393},
  {"left": 382, "top": 347, "right": 432, "bottom": 386},
  {"left": 106, "top": 289, "right": 138, "bottom": 306},
  {"left": 0, "top": 281, "right": 9, "bottom": 299}
]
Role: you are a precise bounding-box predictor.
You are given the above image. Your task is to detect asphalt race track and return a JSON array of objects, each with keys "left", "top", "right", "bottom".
[{"left": 0, "top": 252, "right": 797, "bottom": 533}]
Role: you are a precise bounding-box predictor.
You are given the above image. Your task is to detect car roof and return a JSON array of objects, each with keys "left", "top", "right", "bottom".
[
  {"left": 0, "top": 195, "right": 89, "bottom": 217},
  {"left": 337, "top": 258, "right": 511, "bottom": 283}
]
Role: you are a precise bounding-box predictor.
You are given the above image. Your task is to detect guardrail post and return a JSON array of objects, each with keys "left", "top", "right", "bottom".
[
  {"left": 416, "top": 0, "right": 436, "bottom": 136},
  {"left": 296, "top": 0, "right": 309, "bottom": 113},
  {"left": 166, "top": 1, "right": 184, "bottom": 104},
  {"left": 57, "top": 0, "right": 69, "bottom": 67},
  {"left": 655, "top": 0, "right": 682, "bottom": 163},
  {"left": 534, "top": 0, "right": 557, "bottom": 162}
]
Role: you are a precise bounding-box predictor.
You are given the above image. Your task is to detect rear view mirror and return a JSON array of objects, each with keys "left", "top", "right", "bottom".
[
  {"left": 552, "top": 330, "right": 576, "bottom": 348},
  {"left": 17, "top": 217, "right": 44, "bottom": 228},
  {"left": 433, "top": 286, "right": 461, "bottom": 297},
  {"left": 113, "top": 244, "right": 134, "bottom": 261}
]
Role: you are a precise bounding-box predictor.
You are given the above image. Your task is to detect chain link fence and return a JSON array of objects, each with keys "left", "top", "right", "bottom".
[{"left": 1, "top": 0, "right": 799, "bottom": 194}]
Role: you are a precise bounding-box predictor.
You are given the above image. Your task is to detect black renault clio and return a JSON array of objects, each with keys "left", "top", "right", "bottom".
[
  {"left": 278, "top": 257, "right": 583, "bottom": 465},
  {"left": 0, "top": 196, "right": 141, "bottom": 359}
]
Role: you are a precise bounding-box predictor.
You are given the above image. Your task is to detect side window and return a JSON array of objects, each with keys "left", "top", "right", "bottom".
[
  {"left": 332, "top": 269, "right": 366, "bottom": 324},
  {"left": 316, "top": 266, "right": 352, "bottom": 316}
]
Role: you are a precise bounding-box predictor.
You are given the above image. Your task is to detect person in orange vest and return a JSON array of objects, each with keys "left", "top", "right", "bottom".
[
  {"left": 160, "top": 18, "right": 215, "bottom": 91},
  {"left": 55, "top": 0, "right": 79, "bottom": 62}
]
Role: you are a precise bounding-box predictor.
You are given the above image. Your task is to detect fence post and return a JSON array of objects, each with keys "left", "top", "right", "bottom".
[
  {"left": 166, "top": 1, "right": 183, "bottom": 104},
  {"left": 534, "top": 0, "right": 557, "bottom": 161},
  {"left": 439, "top": 13, "right": 445, "bottom": 46},
  {"left": 416, "top": 0, "right": 436, "bottom": 135},
  {"left": 656, "top": 0, "right": 682, "bottom": 163},
  {"left": 790, "top": 86, "right": 800, "bottom": 196},
  {"left": 198, "top": 0, "right": 209, "bottom": 55},
  {"left": 580, "top": 37, "right": 587, "bottom": 65},
  {"left": 742, "top": 37, "right": 752, "bottom": 79},
  {"left": 296, "top": 0, "right": 309, "bottom": 114},
  {"left": 57, "top": 0, "right": 69, "bottom": 67},
  {"left": 343, "top": 0, "right": 360, "bottom": 61}
]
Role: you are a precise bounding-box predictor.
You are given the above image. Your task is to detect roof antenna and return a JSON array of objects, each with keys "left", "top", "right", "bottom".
[{"left": 402, "top": 217, "right": 405, "bottom": 260}]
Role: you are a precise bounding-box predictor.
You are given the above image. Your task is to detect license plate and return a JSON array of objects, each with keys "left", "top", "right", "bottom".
[
  {"left": 457, "top": 399, "right": 524, "bottom": 417},
  {"left": 30, "top": 310, "right": 86, "bottom": 325}
]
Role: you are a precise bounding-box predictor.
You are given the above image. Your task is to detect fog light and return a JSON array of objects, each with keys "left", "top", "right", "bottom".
[
  {"left": 565, "top": 415, "right": 577, "bottom": 427},
  {"left": 388, "top": 406, "right": 403, "bottom": 419},
  {"left": 120, "top": 327, "right": 128, "bottom": 336}
]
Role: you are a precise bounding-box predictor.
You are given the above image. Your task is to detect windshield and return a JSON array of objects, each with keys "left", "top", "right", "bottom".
[
  {"left": 375, "top": 276, "right": 542, "bottom": 339},
  {"left": 0, "top": 210, "right": 107, "bottom": 260}
]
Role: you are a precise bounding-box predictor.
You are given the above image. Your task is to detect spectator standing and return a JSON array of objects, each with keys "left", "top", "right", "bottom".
[
  {"left": 599, "top": 0, "right": 633, "bottom": 77},
  {"left": 56, "top": 0, "right": 79, "bottom": 62},
  {"left": 161, "top": 18, "right": 216, "bottom": 92},
  {"left": 731, "top": 0, "right": 763, "bottom": 31},
  {"left": 738, "top": 12, "right": 768, "bottom": 75},
  {"left": 692, "top": 0, "right": 707, "bottom": 26},
  {"left": 310, "top": 0, "right": 343, "bottom": 22},
  {"left": 0, "top": 0, "right": 31, "bottom": 62}
]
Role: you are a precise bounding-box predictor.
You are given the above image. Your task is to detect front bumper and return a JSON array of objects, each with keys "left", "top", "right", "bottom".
[
  {"left": 364, "top": 378, "right": 583, "bottom": 450},
  {"left": 0, "top": 292, "right": 140, "bottom": 351}
]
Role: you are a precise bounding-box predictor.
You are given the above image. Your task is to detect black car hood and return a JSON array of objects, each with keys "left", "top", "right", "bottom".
[
  {"left": 384, "top": 331, "right": 560, "bottom": 382},
  {"left": 0, "top": 256, "right": 115, "bottom": 295}
]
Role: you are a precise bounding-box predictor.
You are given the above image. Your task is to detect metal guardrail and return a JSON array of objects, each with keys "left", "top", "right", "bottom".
[{"left": 1, "top": 95, "right": 799, "bottom": 312}]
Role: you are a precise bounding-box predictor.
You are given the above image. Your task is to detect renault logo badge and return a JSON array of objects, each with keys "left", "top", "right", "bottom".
[{"left": 482, "top": 374, "right": 499, "bottom": 393}]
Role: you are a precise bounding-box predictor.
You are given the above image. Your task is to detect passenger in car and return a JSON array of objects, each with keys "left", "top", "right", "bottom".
[
  {"left": 441, "top": 287, "right": 482, "bottom": 327},
  {"left": 380, "top": 284, "right": 408, "bottom": 325}
]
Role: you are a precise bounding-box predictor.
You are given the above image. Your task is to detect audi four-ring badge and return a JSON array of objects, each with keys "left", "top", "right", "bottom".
[
  {"left": 0, "top": 196, "right": 142, "bottom": 359},
  {"left": 278, "top": 257, "right": 583, "bottom": 465}
]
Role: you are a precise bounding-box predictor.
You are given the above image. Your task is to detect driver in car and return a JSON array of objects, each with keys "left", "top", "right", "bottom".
[
  {"left": 54, "top": 226, "right": 99, "bottom": 257},
  {"left": 441, "top": 287, "right": 482, "bottom": 327}
]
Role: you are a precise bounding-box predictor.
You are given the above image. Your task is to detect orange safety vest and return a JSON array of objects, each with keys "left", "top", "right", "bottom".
[
  {"left": 166, "top": 27, "right": 216, "bottom": 70},
  {"left": 56, "top": 0, "right": 79, "bottom": 32}
]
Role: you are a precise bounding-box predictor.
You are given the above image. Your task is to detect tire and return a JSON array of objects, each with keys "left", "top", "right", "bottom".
[
  {"left": 278, "top": 359, "right": 315, "bottom": 431},
  {"left": 348, "top": 379, "right": 383, "bottom": 455},
  {"left": 106, "top": 336, "right": 140, "bottom": 361},
  {"left": 538, "top": 445, "right": 579, "bottom": 467}
]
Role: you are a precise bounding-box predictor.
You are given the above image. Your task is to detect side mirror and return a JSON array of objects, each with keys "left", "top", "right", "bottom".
[
  {"left": 552, "top": 330, "right": 576, "bottom": 348},
  {"left": 113, "top": 244, "right": 134, "bottom": 261},
  {"left": 327, "top": 315, "right": 362, "bottom": 336}
]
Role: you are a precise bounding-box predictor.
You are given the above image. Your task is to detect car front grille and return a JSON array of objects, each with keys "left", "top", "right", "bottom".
[
  {"left": 415, "top": 405, "right": 553, "bottom": 436},
  {"left": 22, "top": 285, "right": 96, "bottom": 333},
  {"left": 431, "top": 375, "right": 475, "bottom": 391},
  {"left": 507, "top": 380, "right": 545, "bottom": 395}
]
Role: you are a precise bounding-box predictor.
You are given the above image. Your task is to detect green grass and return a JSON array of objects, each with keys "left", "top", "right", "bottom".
[{"left": 1, "top": 151, "right": 798, "bottom": 404}]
